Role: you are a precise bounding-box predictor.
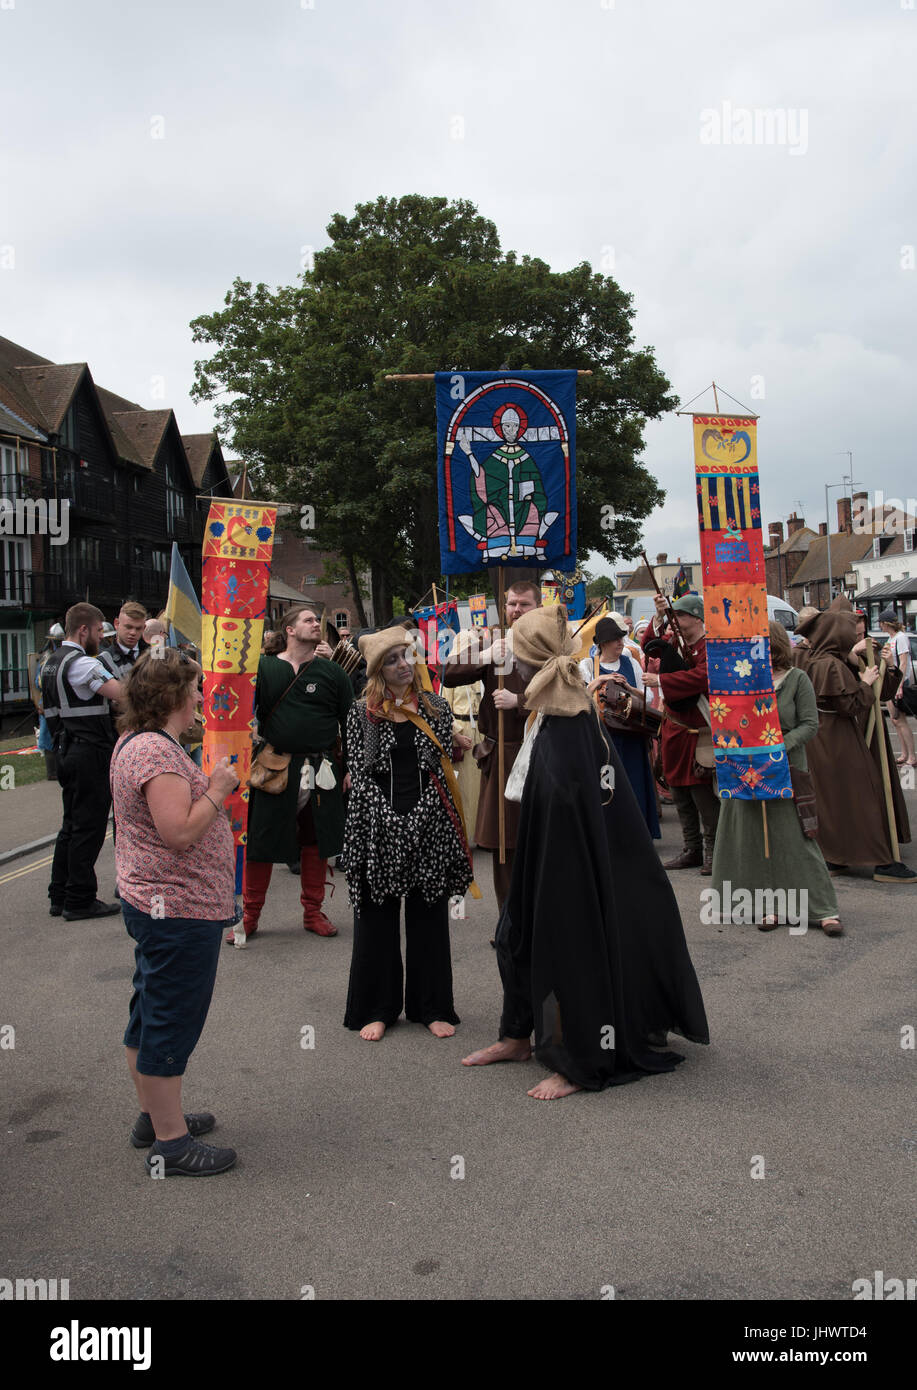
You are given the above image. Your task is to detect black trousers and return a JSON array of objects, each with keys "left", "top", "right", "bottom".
[
  {"left": 344, "top": 886, "right": 459, "bottom": 1029},
  {"left": 49, "top": 738, "right": 113, "bottom": 911}
]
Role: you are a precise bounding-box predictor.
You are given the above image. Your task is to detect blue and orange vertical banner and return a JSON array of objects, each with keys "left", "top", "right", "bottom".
[
  {"left": 200, "top": 502, "right": 277, "bottom": 893},
  {"left": 412, "top": 599, "right": 461, "bottom": 691},
  {"left": 694, "top": 416, "right": 792, "bottom": 801}
]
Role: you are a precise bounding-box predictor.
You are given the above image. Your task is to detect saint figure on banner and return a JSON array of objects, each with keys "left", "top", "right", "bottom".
[{"left": 456, "top": 402, "right": 558, "bottom": 561}]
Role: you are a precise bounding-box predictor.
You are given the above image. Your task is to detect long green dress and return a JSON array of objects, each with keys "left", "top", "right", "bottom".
[{"left": 710, "top": 666, "right": 838, "bottom": 925}]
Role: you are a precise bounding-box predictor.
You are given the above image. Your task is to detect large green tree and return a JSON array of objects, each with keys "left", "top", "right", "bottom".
[{"left": 190, "top": 194, "right": 675, "bottom": 624}]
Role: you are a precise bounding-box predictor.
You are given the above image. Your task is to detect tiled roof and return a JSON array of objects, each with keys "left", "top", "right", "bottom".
[
  {"left": 765, "top": 526, "right": 817, "bottom": 557},
  {"left": 111, "top": 410, "right": 174, "bottom": 469},
  {"left": 182, "top": 432, "right": 220, "bottom": 487},
  {"left": 16, "top": 363, "right": 86, "bottom": 431},
  {"left": 791, "top": 532, "right": 874, "bottom": 583}
]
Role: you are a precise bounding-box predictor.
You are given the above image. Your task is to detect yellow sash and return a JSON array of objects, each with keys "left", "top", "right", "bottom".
[{"left": 380, "top": 699, "right": 482, "bottom": 900}]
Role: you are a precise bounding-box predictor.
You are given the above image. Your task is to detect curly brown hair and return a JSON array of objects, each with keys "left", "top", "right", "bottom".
[{"left": 116, "top": 648, "right": 199, "bottom": 734}]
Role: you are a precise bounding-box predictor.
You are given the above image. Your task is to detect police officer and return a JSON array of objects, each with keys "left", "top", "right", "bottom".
[
  {"left": 42, "top": 603, "right": 125, "bottom": 920},
  {"left": 100, "top": 601, "right": 148, "bottom": 680}
]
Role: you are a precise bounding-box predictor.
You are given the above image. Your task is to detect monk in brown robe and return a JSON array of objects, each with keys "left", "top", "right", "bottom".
[
  {"left": 794, "top": 597, "right": 917, "bottom": 883},
  {"left": 441, "top": 581, "right": 539, "bottom": 926}
]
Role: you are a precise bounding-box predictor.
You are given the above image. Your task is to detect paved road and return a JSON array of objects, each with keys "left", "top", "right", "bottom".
[{"left": 1, "top": 782, "right": 915, "bottom": 1301}]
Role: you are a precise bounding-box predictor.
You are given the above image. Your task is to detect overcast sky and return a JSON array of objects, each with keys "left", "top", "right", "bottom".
[{"left": 2, "top": 0, "right": 915, "bottom": 577}]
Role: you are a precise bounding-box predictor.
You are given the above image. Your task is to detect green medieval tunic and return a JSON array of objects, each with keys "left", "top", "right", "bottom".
[
  {"left": 472, "top": 444, "right": 547, "bottom": 548},
  {"left": 711, "top": 665, "right": 838, "bottom": 923},
  {"left": 246, "top": 654, "right": 353, "bottom": 864}
]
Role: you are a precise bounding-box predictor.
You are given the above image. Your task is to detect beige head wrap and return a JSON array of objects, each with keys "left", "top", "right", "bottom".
[{"left": 512, "top": 605, "right": 594, "bottom": 717}]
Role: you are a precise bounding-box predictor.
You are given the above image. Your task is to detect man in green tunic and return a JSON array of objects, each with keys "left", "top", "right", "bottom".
[{"left": 240, "top": 605, "right": 353, "bottom": 940}]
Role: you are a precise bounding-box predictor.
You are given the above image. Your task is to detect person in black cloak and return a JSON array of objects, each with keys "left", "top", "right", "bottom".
[{"left": 461, "top": 605, "right": 709, "bottom": 1099}]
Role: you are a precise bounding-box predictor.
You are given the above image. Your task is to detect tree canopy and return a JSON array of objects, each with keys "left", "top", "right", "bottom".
[{"left": 190, "top": 194, "right": 675, "bottom": 623}]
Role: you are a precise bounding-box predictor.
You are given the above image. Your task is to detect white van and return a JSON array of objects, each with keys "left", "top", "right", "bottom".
[{"left": 767, "top": 595, "right": 799, "bottom": 631}]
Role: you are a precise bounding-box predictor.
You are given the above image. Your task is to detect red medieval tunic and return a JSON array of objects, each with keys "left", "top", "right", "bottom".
[{"left": 641, "top": 622, "right": 712, "bottom": 788}]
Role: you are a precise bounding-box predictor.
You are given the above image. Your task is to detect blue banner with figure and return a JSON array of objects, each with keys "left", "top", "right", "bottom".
[{"left": 436, "top": 371, "right": 577, "bottom": 576}]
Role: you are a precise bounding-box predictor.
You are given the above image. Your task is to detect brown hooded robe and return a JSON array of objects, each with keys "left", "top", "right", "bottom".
[{"left": 795, "top": 598, "right": 909, "bottom": 866}]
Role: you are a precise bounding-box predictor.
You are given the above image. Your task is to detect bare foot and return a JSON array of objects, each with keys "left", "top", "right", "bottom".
[
  {"left": 527, "top": 1072, "right": 582, "bottom": 1100},
  {"left": 461, "top": 1038, "right": 531, "bottom": 1066},
  {"left": 427, "top": 1021, "right": 455, "bottom": 1038},
  {"left": 359, "top": 1021, "right": 386, "bottom": 1041}
]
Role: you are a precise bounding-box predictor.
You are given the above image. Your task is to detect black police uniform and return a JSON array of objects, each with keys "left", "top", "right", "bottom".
[{"left": 42, "top": 646, "right": 117, "bottom": 914}]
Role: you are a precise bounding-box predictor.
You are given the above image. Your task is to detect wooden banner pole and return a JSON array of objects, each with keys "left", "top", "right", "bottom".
[
  {"left": 761, "top": 801, "right": 770, "bottom": 859},
  {"left": 866, "top": 636, "right": 899, "bottom": 860},
  {"left": 384, "top": 370, "right": 593, "bottom": 381},
  {"left": 497, "top": 565, "right": 506, "bottom": 865}
]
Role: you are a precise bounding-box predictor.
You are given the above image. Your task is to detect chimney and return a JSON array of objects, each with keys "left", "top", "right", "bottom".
[
  {"left": 656, "top": 552, "right": 667, "bottom": 565},
  {"left": 837, "top": 497, "right": 852, "bottom": 535},
  {"left": 852, "top": 490, "right": 870, "bottom": 533},
  {"left": 768, "top": 522, "right": 784, "bottom": 548},
  {"left": 786, "top": 512, "right": 805, "bottom": 536},
  {"left": 818, "top": 522, "right": 828, "bottom": 536}
]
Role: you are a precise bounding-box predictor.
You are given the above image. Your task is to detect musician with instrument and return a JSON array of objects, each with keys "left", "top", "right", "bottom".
[
  {"left": 642, "top": 592, "right": 719, "bottom": 875},
  {"left": 238, "top": 604, "right": 353, "bottom": 941},
  {"left": 579, "top": 616, "right": 661, "bottom": 837}
]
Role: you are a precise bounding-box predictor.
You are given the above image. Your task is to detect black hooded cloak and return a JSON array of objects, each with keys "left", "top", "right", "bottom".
[{"left": 496, "top": 710, "right": 709, "bottom": 1088}]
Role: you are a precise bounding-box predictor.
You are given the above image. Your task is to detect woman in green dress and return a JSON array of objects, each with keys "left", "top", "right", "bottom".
[{"left": 710, "top": 622, "right": 841, "bottom": 935}]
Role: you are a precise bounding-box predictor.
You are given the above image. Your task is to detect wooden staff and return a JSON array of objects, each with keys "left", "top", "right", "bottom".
[
  {"left": 384, "top": 371, "right": 594, "bottom": 381},
  {"left": 496, "top": 566, "right": 506, "bottom": 864},
  {"left": 761, "top": 801, "right": 769, "bottom": 859},
  {"left": 864, "top": 655, "right": 887, "bottom": 746},
  {"left": 641, "top": 551, "right": 692, "bottom": 664},
  {"left": 866, "top": 636, "right": 899, "bottom": 861}
]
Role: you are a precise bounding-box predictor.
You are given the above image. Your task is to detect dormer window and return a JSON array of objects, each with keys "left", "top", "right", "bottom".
[
  {"left": 872, "top": 538, "right": 881, "bottom": 560},
  {"left": 905, "top": 530, "right": 914, "bottom": 554}
]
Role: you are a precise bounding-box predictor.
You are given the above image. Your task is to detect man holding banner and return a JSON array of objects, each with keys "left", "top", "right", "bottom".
[{"left": 442, "top": 581, "right": 540, "bottom": 922}]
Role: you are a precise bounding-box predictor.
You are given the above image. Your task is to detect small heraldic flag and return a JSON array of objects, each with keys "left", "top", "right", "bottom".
[{"left": 165, "top": 542, "right": 202, "bottom": 649}]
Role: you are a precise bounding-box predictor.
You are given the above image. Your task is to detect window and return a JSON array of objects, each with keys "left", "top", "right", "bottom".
[
  {"left": 803, "top": 585, "right": 810, "bottom": 604},
  {"left": 0, "top": 444, "right": 28, "bottom": 500},
  {"left": 0, "top": 630, "right": 29, "bottom": 700},
  {"left": 303, "top": 575, "right": 317, "bottom": 585},
  {"left": 58, "top": 409, "right": 77, "bottom": 452},
  {"left": 872, "top": 538, "right": 881, "bottom": 559},
  {"left": 902, "top": 572, "right": 910, "bottom": 580},
  {"left": 884, "top": 575, "right": 892, "bottom": 584},
  {"left": 905, "top": 530, "right": 914, "bottom": 553},
  {"left": 164, "top": 457, "right": 187, "bottom": 530},
  {"left": 1, "top": 538, "right": 30, "bottom": 604},
  {"left": 151, "top": 548, "right": 170, "bottom": 576},
  {"left": 334, "top": 611, "right": 349, "bottom": 628}
]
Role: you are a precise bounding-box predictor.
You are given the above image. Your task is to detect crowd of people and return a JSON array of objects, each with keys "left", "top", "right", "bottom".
[{"left": 34, "top": 580, "right": 916, "bottom": 1176}]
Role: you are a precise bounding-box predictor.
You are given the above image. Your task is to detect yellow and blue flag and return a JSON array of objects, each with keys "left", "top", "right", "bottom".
[{"left": 165, "top": 542, "right": 202, "bottom": 649}]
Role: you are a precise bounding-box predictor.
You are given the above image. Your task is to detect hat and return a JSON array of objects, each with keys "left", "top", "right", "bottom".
[
  {"left": 594, "top": 616, "right": 626, "bottom": 645},
  {"left": 878, "top": 607, "right": 899, "bottom": 624},
  {"left": 49, "top": 623, "right": 64, "bottom": 639},
  {"left": 671, "top": 595, "right": 704, "bottom": 620},
  {"left": 358, "top": 627, "right": 415, "bottom": 678},
  {"left": 102, "top": 622, "right": 116, "bottom": 637}
]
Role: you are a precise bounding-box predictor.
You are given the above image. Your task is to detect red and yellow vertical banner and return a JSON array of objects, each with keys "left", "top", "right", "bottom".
[
  {"left": 200, "top": 502, "right": 277, "bottom": 891},
  {"left": 694, "top": 415, "right": 792, "bottom": 801}
]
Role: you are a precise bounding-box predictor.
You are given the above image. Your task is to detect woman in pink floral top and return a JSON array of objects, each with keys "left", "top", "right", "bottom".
[{"left": 111, "top": 649, "right": 239, "bottom": 1178}]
